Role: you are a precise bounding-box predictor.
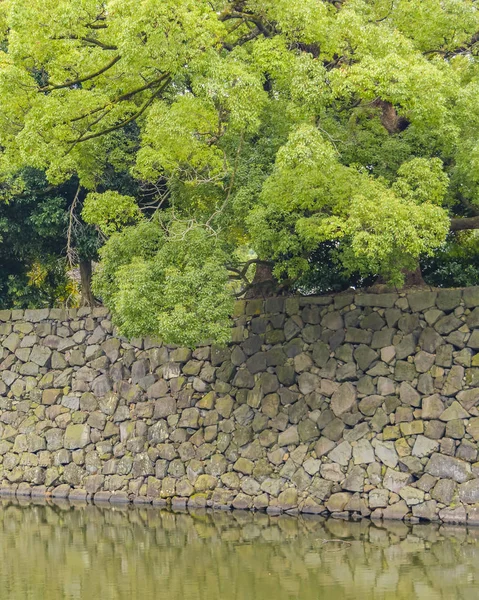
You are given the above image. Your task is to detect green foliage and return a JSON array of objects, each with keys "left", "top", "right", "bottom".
[
  {"left": 422, "top": 232, "right": 479, "bottom": 288},
  {"left": 82, "top": 191, "right": 142, "bottom": 236},
  {"left": 0, "top": 169, "right": 72, "bottom": 308},
  {"left": 93, "top": 218, "right": 234, "bottom": 346},
  {"left": 2, "top": 1, "right": 479, "bottom": 341}
]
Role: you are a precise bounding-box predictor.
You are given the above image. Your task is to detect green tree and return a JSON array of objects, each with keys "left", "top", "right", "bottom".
[
  {"left": 0, "top": 169, "right": 77, "bottom": 308},
  {"left": 2, "top": 1, "right": 479, "bottom": 343}
]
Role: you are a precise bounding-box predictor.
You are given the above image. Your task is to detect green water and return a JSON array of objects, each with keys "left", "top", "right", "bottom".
[{"left": 1, "top": 501, "right": 478, "bottom": 599}]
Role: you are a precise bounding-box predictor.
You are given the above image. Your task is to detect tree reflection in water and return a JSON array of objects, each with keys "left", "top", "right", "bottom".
[{"left": 0, "top": 499, "right": 478, "bottom": 599}]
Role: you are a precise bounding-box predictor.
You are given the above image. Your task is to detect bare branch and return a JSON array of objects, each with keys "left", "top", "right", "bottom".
[
  {"left": 206, "top": 131, "right": 245, "bottom": 227},
  {"left": 66, "top": 185, "right": 81, "bottom": 267}
]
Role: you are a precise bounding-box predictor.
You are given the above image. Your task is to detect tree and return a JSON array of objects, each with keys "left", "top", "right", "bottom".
[
  {"left": 2, "top": 1, "right": 479, "bottom": 343},
  {"left": 0, "top": 169, "right": 78, "bottom": 308}
]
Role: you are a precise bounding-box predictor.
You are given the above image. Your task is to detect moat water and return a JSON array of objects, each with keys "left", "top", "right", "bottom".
[{"left": 1, "top": 500, "right": 478, "bottom": 599}]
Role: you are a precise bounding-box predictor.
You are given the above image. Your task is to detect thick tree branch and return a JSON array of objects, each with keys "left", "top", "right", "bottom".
[
  {"left": 53, "top": 35, "right": 118, "bottom": 51},
  {"left": 424, "top": 32, "right": 479, "bottom": 58},
  {"left": 372, "top": 99, "right": 409, "bottom": 134},
  {"left": 450, "top": 216, "right": 479, "bottom": 231},
  {"left": 66, "top": 76, "right": 171, "bottom": 148},
  {"left": 219, "top": 9, "right": 273, "bottom": 37},
  {"left": 69, "top": 73, "right": 169, "bottom": 123},
  {"left": 39, "top": 55, "right": 121, "bottom": 92}
]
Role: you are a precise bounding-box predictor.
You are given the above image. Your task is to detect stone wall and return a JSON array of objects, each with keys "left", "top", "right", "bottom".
[{"left": 2, "top": 289, "right": 479, "bottom": 524}]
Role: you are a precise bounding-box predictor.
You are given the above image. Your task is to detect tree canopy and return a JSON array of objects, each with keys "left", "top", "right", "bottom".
[{"left": 2, "top": 0, "right": 479, "bottom": 343}]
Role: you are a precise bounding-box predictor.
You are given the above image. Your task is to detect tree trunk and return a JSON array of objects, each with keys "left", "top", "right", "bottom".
[
  {"left": 402, "top": 264, "right": 426, "bottom": 287},
  {"left": 244, "top": 262, "right": 278, "bottom": 298},
  {"left": 79, "top": 259, "right": 96, "bottom": 307}
]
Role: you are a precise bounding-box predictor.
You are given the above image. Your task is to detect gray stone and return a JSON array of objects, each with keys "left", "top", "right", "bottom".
[
  {"left": 436, "top": 344, "right": 453, "bottom": 367},
  {"left": 426, "top": 453, "right": 472, "bottom": 483},
  {"left": 439, "top": 400, "right": 469, "bottom": 421},
  {"left": 399, "top": 382, "right": 420, "bottom": 407},
  {"left": 394, "top": 361, "right": 416, "bottom": 382},
  {"left": 408, "top": 292, "right": 437, "bottom": 312},
  {"left": 437, "top": 290, "right": 462, "bottom": 311},
  {"left": 412, "top": 500, "right": 438, "bottom": 521},
  {"left": 355, "top": 294, "right": 398, "bottom": 308},
  {"left": 312, "top": 341, "right": 330, "bottom": 367},
  {"left": 345, "top": 328, "right": 372, "bottom": 345},
  {"left": 297, "top": 372, "right": 320, "bottom": 395},
  {"left": 399, "top": 486, "right": 425, "bottom": 506},
  {"left": 398, "top": 313, "right": 420, "bottom": 334},
  {"left": 377, "top": 377, "right": 395, "bottom": 396},
  {"left": 442, "top": 366, "right": 465, "bottom": 397},
  {"left": 328, "top": 441, "right": 352, "bottom": 466},
  {"left": 3, "top": 333, "right": 20, "bottom": 353},
  {"left": 277, "top": 488, "right": 298, "bottom": 511},
  {"left": 352, "top": 439, "right": 375, "bottom": 465},
  {"left": 330, "top": 383, "right": 356, "bottom": 417},
  {"left": 322, "top": 311, "right": 344, "bottom": 330},
  {"left": 432, "top": 479, "right": 457, "bottom": 504},
  {"left": 382, "top": 500, "right": 409, "bottom": 521},
  {"left": 373, "top": 440, "right": 398, "bottom": 468},
  {"left": 395, "top": 334, "right": 417, "bottom": 360},
  {"left": 371, "top": 328, "right": 395, "bottom": 349},
  {"left": 383, "top": 468, "right": 412, "bottom": 493},
  {"left": 353, "top": 345, "right": 378, "bottom": 371},
  {"left": 463, "top": 287, "right": 479, "bottom": 307},
  {"left": 369, "top": 489, "right": 389, "bottom": 509},
  {"left": 178, "top": 408, "right": 199, "bottom": 429},
  {"left": 419, "top": 328, "right": 444, "bottom": 353},
  {"left": 439, "top": 505, "right": 467, "bottom": 524},
  {"left": 414, "top": 351, "right": 435, "bottom": 373},
  {"left": 278, "top": 426, "right": 299, "bottom": 447},
  {"left": 412, "top": 435, "right": 439, "bottom": 458},
  {"left": 360, "top": 312, "right": 385, "bottom": 331},
  {"left": 458, "top": 479, "right": 479, "bottom": 504},
  {"left": 358, "top": 395, "right": 383, "bottom": 416},
  {"left": 435, "top": 314, "right": 463, "bottom": 335},
  {"left": 30, "top": 346, "right": 51, "bottom": 367},
  {"left": 342, "top": 466, "right": 365, "bottom": 493},
  {"left": 422, "top": 395, "right": 445, "bottom": 420},
  {"left": 297, "top": 419, "right": 319, "bottom": 442},
  {"left": 64, "top": 424, "right": 90, "bottom": 450}
]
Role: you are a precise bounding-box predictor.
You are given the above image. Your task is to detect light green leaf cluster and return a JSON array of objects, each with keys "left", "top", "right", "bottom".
[
  {"left": 345, "top": 185, "right": 450, "bottom": 283},
  {"left": 391, "top": 0, "right": 479, "bottom": 53},
  {"left": 82, "top": 191, "right": 142, "bottom": 236},
  {"left": 93, "top": 218, "right": 234, "bottom": 346},
  {"left": 252, "top": 125, "right": 451, "bottom": 283},
  {"left": 135, "top": 95, "right": 225, "bottom": 183},
  {"left": 392, "top": 158, "right": 449, "bottom": 206},
  {"left": 248, "top": 0, "right": 333, "bottom": 44}
]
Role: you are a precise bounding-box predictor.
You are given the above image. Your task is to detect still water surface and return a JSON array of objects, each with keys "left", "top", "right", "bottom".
[{"left": 1, "top": 500, "right": 479, "bottom": 599}]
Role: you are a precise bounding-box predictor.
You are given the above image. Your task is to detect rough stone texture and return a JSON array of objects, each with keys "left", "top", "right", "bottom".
[{"left": 0, "top": 289, "right": 478, "bottom": 523}]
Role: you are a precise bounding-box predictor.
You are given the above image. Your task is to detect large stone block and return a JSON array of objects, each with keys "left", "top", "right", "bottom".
[
  {"left": 64, "top": 424, "right": 91, "bottom": 450},
  {"left": 426, "top": 453, "right": 472, "bottom": 483}
]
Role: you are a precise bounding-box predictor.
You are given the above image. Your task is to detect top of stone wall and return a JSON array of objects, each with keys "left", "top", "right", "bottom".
[{"left": 1, "top": 287, "right": 478, "bottom": 324}]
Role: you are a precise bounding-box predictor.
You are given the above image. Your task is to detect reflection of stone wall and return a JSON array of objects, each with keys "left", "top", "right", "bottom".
[
  {"left": 0, "top": 501, "right": 477, "bottom": 600},
  {"left": 2, "top": 289, "right": 479, "bottom": 523}
]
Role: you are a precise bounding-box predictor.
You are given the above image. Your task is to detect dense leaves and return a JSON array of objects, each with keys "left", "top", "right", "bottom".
[{"left": 2, "top": 1, "right": 479, "bottom": 343}]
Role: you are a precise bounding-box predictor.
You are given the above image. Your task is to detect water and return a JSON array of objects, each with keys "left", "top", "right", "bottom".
[{"left": 1, "top": 500, "right": 478, "bottom": 599}]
